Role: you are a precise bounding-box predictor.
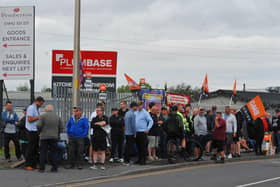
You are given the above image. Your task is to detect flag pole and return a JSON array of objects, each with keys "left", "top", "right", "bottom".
[
  {"left": 198, "top": 94, "right": 202, "bottom": 108},
  {"left": 229, "top": 94, "right": 233, "bottom": 106}
]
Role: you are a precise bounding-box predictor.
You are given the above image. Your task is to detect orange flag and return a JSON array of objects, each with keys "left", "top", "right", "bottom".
[
  {"left": 232, "top": 80, "right": 237, "bottom": 96},
  {"left": 201, "top": 74, "right": 209, "bottom": 94},
  {"left": 124, "top": 74, "right": 140, "bottom": 90}
]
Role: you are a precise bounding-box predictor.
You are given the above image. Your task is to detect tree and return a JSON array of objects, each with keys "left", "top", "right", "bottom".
[
  {"left": 117, "top": 85, "right": 131, "bottom": 93},
  {"left": 16, "top": 83, "right": 29, "bottom": 92},
  {"left": 117, "top": 83, "right": 153, "bottom": 93},
  {"left": 41, "top": 86, "right": 52, "bottom": 92},
  {"left": 168, "top": 83, "right": 200, "bottom": 101}
]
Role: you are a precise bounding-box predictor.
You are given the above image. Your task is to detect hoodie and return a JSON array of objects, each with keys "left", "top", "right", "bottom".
[{"left": 67, "top": 116, "right": 89, "bottom": 138}]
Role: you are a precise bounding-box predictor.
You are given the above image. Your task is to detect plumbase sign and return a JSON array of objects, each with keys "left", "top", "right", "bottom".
[{"left": 0, "top": 6, "right": 34, "bottom": 80}]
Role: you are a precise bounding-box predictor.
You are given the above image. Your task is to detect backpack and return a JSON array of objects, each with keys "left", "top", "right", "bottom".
[{"left": 164, "top": 113, "right": 182, "bottom": 137}]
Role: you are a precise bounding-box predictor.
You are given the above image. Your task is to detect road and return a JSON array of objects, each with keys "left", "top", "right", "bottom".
[{"left": 63, "top": 159, "right": 280, "bottom": 187}]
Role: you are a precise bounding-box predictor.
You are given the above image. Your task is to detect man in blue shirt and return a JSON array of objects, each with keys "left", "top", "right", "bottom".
[
  {"left": 2, "top": 101, "right": 20, "bottom": 162},
  {"left": 25, "top": 96, "right": 45, "bottom": 170},
  {"left": 66, "top": 107, "right": 89, "bottom": 169},
  {"left": 123, "top": 101, "right": 138, "bottom": 165},
  {"left": 135, "top": 101, "right": 153, "bottom": 165}
]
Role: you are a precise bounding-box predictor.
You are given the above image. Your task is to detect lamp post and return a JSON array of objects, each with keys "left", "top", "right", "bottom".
[{"left": 72, "top": 0, "right": 81, "bottom": 107}]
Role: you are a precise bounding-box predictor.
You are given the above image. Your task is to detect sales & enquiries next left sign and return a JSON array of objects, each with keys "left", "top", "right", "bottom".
[{"left": 0, "top": 6, "right": 34, "bottom": 80}]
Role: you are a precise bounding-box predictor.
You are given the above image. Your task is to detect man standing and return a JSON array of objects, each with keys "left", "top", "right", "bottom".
[
  {"left": 18, "top": 108, "right": 28, "bottom": 159},
  {"left": 272, "top": 109, "right": 280, "bottom": 154},
  {"left": 109, "top": 108, "right": 125, "bottom": 163},
  {"left": 37, "top": 105, "right": 63, "bottom": 172},
  {"left": 159, "top": 107, "right": 169, "bottom": 158},
  {"left": 2, "top": 101, "right": 20, "bottom": 162},
  {"left": 223, "top": 106, "right": 237, "bottom": 159},
  {"left": 66, "top": 107, "right": 89, "bottom": 169},
  {"left": 135, "top": 101, "right": 153, "bottom": 165},
  {"left": 211, "top": 112, "right": 226, "bottom": 163},
  {"left": 194, "top": 108, "right": 209, "bottom": 151},
  {"left": 123, "top": 102, "right": 138, "bottom": 165},
  {"left": 119, "top": 101, "right": 129, "bottom": 119},
  {"left": 148, "top": 105, "right": 160, "bottom": 161},
  {"left": 25, "top": 96, "right": 45, "bottom": 170},
  {"left": 90, "top": 107, "right": 108, "bottom": 170}
]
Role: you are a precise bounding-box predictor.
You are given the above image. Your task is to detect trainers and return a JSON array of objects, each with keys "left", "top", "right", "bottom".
[
  {"left": 210, "top": 155, "right": 217, "bottom": 161},
  {"left": 118, "top": 158, "right": 124, "bottom": 163},
  {"left": 90, "top": 165, "right": 98, "bottom": 170},
  {"left": 100, "top": 164, "right": 106, "bottom": 170},
  {"left": 148, "top": 156, "right": 154, "bottom": 161},
  {"left": 216, "top": 157, "right": 225, "bottom": 164},
  {"left": 109, "top": 158, "right": 114, "bottom": 163},
  {"left": 88, "top": 160, "right": 93, "bottom": 164},
  {"left": 227, "top": 154, "right": 232, "bottom": 159}
]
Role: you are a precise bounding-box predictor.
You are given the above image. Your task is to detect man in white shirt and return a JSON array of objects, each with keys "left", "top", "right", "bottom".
[
  {"left": 24, "top": 96, "right": 45, "bottom": 170},
  {"left": 223, "top": 106, "right": 237, "bottom": 159}
]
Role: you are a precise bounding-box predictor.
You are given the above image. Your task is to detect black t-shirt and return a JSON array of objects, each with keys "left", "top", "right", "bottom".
[
  {"left": 109, "top": 114, "right": 124, "bottom": 133},
  {"left": 118, "top": 108, "right": 128, "bottom": 119},
  {"left": 149, "top": 112, "right": 160, "bottom": 136},
  {"left": 91, "top": 115, "right": 108, "bottom": 137}
]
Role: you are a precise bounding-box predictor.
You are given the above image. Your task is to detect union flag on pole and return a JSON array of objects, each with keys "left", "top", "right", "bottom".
[
  {"left": 201, "top": 74, "right": 209, "bottom": 96},
  {"left": 124, "top": 74, "right": 140, "bottom": 90}
]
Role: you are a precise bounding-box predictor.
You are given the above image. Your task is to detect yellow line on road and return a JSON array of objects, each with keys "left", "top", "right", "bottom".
[{"left": 60, "top": 158, "right": 280, "bottom": 187}]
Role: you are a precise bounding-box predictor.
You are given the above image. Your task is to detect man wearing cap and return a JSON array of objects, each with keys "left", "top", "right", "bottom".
[
  {"left": 109, "top": 108, "right": 125, "bottom": 163},
  {"left": 135, "top": 101, "right": 153, "bottom": 165},
  {"left": 123, "top": 102, "right": 138, "bottom": 165},
  {"left": 25, "top": 96, "right": 45, "bottom": 170},
  {"left": 66, "top": 107, "right": 89, "bottom": 169}
]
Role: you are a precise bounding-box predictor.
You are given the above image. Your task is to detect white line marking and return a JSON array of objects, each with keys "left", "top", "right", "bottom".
[{"left": 237, "top": 177, "right": 280, "bottom": 187}]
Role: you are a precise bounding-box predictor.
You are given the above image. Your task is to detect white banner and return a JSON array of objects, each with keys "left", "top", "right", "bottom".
[{"left": 0, "top": 6, "right": 34, "bottom": 80}]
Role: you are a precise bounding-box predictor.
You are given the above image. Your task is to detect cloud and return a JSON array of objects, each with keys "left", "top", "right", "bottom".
[{"left": 1, "top": 0, "right": 280, "bottom": 92}]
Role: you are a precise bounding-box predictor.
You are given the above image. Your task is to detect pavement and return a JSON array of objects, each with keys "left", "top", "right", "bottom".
[{"left": 0, "top": 153, "right": 279, "bottom": 187}]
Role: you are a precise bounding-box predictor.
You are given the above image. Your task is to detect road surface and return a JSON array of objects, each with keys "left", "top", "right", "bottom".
[{"left": 63, "top": 159, "right": 280, "bottom": 187}]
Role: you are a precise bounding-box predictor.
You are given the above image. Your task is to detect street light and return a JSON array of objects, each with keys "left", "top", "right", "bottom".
[{"left": 72, "top": 0, "right": 81, "bottom": 107}]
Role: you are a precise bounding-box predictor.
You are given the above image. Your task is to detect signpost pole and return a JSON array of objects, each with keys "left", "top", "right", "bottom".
[
  {"left": 30, "top": 6, "right": 35, "bottom": 103},
  {"left": 0, "top": 80, "right": 3, "bottom": 120},
  {"left": 72, "top": 0, "right": 81, "bottom": 107}
]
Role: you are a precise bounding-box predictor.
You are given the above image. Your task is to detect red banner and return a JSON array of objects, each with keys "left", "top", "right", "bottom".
[
  {"left": 166, "top": 93, "right": 191, "bottom": 106},
  {"left": 52, "top": 50, "right": 117, "bottom": 76}
]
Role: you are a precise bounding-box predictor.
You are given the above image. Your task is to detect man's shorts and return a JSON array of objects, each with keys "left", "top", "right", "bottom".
[
  {"left": 212, "top": 140, "right": 225, "bottom": 152},
  {"left": 226, "top": 133, "right": 233, "bottom": 145},
  {"left": 148, "top": 136, "right": 159, "bottom": 148}
]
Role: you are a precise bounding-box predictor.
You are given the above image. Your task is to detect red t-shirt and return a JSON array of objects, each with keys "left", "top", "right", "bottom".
[{"left": 212, "top": 118, "right": 226, "bottom": 141}]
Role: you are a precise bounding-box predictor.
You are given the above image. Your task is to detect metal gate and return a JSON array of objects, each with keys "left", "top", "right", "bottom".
[{"left": 52, "top": 86, "right": 138, "bottom": 123}]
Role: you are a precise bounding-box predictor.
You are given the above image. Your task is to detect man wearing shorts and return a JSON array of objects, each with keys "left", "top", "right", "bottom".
[
  {"left": 223, "top": 106, "right": 237, "bottom": 159},
  {"left": 211, "top": 112, "right": 226, "bottom": 163},
  {"left": 148, "top": 105, "right": 160, "bottom": 161},
  {"left": 90, "top": 107, "right": 108, "bottom": 170}
]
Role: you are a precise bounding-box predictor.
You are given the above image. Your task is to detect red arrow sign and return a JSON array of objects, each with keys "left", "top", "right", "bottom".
[
  {"left": 3, "top": 73, "right": 31, "bottom": 77},
  {"left": 2, "top": 43, "right": 31, "bottom": 48}
]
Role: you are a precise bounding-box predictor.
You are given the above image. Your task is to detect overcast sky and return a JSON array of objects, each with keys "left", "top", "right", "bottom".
[{"left": 1, "top": 0, "right": 280, "bottom": 91}]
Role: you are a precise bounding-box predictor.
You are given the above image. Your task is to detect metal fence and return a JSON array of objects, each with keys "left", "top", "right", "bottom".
[{"left": 52, "top": 86, "right": 138, "bottom": 123}]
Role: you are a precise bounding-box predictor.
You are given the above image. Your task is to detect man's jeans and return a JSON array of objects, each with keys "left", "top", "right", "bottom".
[
  {"left": 39, "top": 139, "right": 58, "bottom": 170},
  {"left": 68, "top": 137, "right": 84, "bottom": 166},
  {"left": 274, "top": 132, "right": 280, "bottom": 153}
]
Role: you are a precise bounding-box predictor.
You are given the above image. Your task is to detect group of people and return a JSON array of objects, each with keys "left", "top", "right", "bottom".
[{"left": 1, "top": 97, "right": 280, "bottom": 172}]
